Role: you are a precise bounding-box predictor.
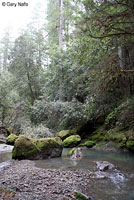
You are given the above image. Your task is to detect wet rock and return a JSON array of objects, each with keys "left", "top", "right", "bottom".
[
  {"left": 90, "top": 171, "right": 108, "bottom": 179},
  {"left": 96, "top": 161, "right": 115, "bottom": 171},
  {"left": 109, "top": 171, "right": 126, "bottom": 186},
  {"left": 71, "top": 147, "right": 83, "bottom": 160}
]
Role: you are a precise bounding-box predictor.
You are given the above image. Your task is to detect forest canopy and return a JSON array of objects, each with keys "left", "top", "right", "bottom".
[{"left": 0, "top": 0, "right": 134, "bottom": 137}]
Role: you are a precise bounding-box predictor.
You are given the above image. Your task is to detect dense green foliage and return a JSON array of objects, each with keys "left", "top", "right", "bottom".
[{"left": 0, "top": 0, "right": 134, "bottom": 142}]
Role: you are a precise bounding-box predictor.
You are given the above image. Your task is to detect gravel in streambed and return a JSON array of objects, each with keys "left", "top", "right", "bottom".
[{"left": 0, "top": 160, "right": 92, "bottom": 200}]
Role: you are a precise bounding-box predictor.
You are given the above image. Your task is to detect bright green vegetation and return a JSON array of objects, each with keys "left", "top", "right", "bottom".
[
  {"left": 36, "top": 137, "right": 63, "bottom": 150},
  {"left": 126, "top": 141, "right": 134, "bottom": 151},
  {"left": 63, "top": 135, "right": 81, "bottom": 148},
  {"left": 57, "top": 129, "right": 77, "bottom": 140},
  {"left": 74, "top": 191, "right": 90, "bottom": 200},
  {"left": 79, "top": 140, "right": 95, "bottom": 148},
  {"left": 68, "top": 147, "right": 77, "bottom": 156},
  {"left": 6, "top": 134, "right": 18, "bottom": 145},
  {"left": 89, "top": 126, "right": 134, "bottom": 151}
]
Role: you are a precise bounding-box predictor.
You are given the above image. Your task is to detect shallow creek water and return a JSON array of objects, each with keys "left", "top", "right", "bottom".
[
  {"left": 34, "top": 149, "right": 134, "bottom": 200},
  {"left": 0, "top": 148, "right": 134, "bottom": 200}
]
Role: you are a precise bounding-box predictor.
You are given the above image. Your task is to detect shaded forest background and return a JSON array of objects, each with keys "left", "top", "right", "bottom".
[{"left": 0, "top": 0, "right": 134, "bottom": 138}]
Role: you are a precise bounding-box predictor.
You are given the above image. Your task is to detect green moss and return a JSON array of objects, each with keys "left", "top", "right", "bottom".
[
  {"left": 90, "top": 126, "right": 107, "bottom": 142},
  {"left": 12, "top": 136, "right": 63, "bottom": 160},
  {"left": 115, "top": 137, "right": 127, "bottom": 148},
  {"left": 104, "top": 107, "right": 121, "bottom": 129},
  {"left": 74, "top": 191, "right": 90, "bottom": 200},
  {"left": 79, "top": 140, "right": 95, "bottom": 148},
  {"left": 12, "top": 136, "right": 39, "bottom": 160},
  {"left": 126, "top": 140, "right": 134, "bottom": 151},
  {"left": 36, "top": 137, "right": 63, "bottom": 151},
  {"left": 57, "top": 129, "right": 77, "bottom": 140},
  {"left": 6, "top": 134, "right": 18, "bottom": 145},
  {"left": 63, "top": 135, "right": 81, "bottom": 148},
  {"left": 106, "top": 129, "right": 127, "bottom": 143},
  {"left": 68, "top": 147, "right": 77, "bottom": 156}
]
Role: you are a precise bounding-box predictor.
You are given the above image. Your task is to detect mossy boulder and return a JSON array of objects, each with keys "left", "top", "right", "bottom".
[
  {"left": 63, "top": 135, "right": 81, "bottom": 148},
  {"left": 57, "top": 129, "right": 77, "bottom": 140},
  {"left": 12, "top": 136, "right": 39, "bottom": 160},
  {"left": 36, "top": 137, "right": 63, "bottom": 158},
  {"left": 12, "top": 136, "right": 63, "bottom": 160},
  {"left": 6, "top": 134, "right": 18, "bottom": 145},
  {"left": 126, "top": 140, "right": 134, "bottom": 151},
  {"left": 79, "top": 140, "right": 95, "bottom": 148}
]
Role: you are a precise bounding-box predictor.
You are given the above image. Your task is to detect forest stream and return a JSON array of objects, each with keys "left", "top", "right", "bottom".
[{"left": 0, "top": 147, "right": 134, "bottom": 200}]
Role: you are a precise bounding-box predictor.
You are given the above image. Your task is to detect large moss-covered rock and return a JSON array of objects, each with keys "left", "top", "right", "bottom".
[
  {"left": 12, "top": 136, "right": 39, "bottom": 160},
  {"left": 36, "top": 137, "right": 63, "bottom": 158},
  {"left": 79, "top": 140, "right": 95, "bottom": 148},
  {"left": 12, "top": 136, "right": 63, "bottom": 160},
  {"left": 57, "top": 129, "right": 77, "bottom": 140},
  {"left": 6, "top": 134, "right": 18, "bottom": 145},
  {"left": 63, "top": 135, "right": 81, "bottom": 148}
]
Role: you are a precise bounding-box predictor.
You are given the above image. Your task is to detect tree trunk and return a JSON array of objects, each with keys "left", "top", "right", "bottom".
[
  {"left": 58, "top": 0, "right": 63, "bottom": 47},
  {"left": 26, "top": 72, "right": 35, "bottom": 105},
  {"left": 118, "top": 43, "right": 134, "bottom": 95}
]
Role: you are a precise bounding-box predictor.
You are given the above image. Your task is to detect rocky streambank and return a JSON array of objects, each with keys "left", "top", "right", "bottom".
[{"left": 0, "top": 160, "right": 92, "bottom": 200}]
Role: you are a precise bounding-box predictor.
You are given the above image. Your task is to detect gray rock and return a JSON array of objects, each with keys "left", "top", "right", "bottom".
[
  {"left": 71, "top": 147, "right": 83, "bottom": 160},
  {"left": 96, "top": 161, "right": 115, "bottom": 171},
  {"left": 0, "top": 144, "right": 14, "bottom": 153}
]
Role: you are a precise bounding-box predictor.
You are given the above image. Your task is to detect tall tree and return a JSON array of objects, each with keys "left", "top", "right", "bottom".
[
  {"left": 9, "top": 33, "right": 43, "bottom": 105},
  {"left": 46, "top": 0, "right": 76, "bottom": 48},
  {"left": 0, "top": 31, "right": 12, "bottom": 73},
  {"left": 58, "top": 0, "right": 63, "bottom": 47}
]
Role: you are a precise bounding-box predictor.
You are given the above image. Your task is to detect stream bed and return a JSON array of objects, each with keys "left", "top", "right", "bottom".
[{"left": 0, "top": 147, "right": 134, "bottom": 200}]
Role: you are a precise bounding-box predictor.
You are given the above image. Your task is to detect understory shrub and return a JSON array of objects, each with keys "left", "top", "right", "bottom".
[
  {"left": 105, "top": 97, "right": 134, "bottom": 129},
  {"left": 21, "top": 124, "right": 54, "bottom": 138},
  {"left": 30, "top": 99, "right": 90, "bottom": 131}
]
